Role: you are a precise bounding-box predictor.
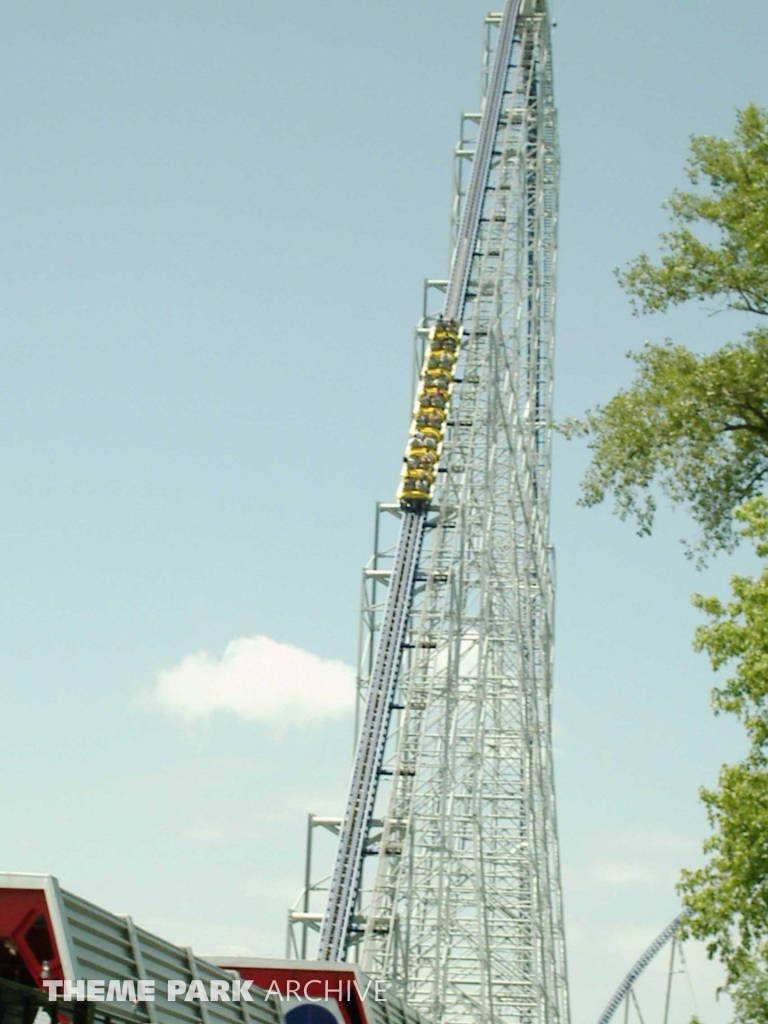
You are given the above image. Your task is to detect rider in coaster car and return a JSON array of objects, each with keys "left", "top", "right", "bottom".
[{"left": 420, "top": 392, "right": 446, "bottom": 409}]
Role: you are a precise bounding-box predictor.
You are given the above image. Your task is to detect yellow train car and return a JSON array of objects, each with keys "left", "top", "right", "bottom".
[{"left": 398, "top": 318, "right": 462, "bottom": 506}]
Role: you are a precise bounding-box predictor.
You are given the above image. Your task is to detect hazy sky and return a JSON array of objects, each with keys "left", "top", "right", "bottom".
[{"left": 2, "top": 3, "right": 767, "bottom": 1024}]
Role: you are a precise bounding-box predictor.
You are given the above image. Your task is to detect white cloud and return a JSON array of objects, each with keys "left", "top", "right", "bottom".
[
  {"left": 588, "top": 860, "right": 660, "bottom": 887},
  {"left": 139, "top": 636, "right": 355, "bottom": 727}
]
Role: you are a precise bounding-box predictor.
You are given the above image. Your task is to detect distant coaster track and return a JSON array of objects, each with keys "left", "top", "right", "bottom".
[
  {"left": 596, "top": 916, "right": 684, "bottom": 1024},
  {"left": 317, "top": 0, "right": 525, "bottom": 963}
]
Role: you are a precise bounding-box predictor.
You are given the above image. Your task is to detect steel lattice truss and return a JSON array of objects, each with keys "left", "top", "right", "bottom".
[{"left": 351, "top": 5, "right": 568, "bottom": 1024}]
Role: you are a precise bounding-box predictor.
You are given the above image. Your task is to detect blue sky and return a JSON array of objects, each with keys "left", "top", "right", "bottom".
[{"left": 2, "top": 2, "right": 768, "bottom": 1023}]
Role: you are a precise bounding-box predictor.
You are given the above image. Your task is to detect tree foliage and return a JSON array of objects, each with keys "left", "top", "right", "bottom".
[
  {"left": 569, "top": 106, "right": 768, "bottom": 1018},
  {"left": 678, "top": 498, "right": 768, "bottom": 1019},
  {"left": 568, "top": 106, "right": 768, "bottom": 557},
  {"left": 571, "top": 334, "right": 768, "bottom": 554},
  {"left": 618, "top": 105, "right": 768, "bottom": 318}
]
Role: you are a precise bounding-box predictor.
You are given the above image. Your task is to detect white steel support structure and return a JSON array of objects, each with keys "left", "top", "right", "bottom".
[{"left": 317, "top": 4, "right": 568, "bottom": 1024}]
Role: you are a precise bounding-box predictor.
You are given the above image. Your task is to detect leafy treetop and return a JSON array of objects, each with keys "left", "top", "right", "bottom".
[
  {"left": 678, "top": 498, "right": 768, "bottom": 1022},
  {"left": 619, "top": 105, "right": 768, "bottom": 318},
  {"left": 567, "top": 106, "right": 768, "bottom": 558}
]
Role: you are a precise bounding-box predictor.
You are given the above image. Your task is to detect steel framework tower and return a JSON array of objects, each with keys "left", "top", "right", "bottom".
[{"left": 315, "top": 4, "right": 568, "bottom": 1024}]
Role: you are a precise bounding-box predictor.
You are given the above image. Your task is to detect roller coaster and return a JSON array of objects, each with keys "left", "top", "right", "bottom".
[
  {"left": 315, "top": 2, "right": 568, "bottom": 1022},
  {"left": 315, "top": 4, "right": 561, "bottom": 987}
]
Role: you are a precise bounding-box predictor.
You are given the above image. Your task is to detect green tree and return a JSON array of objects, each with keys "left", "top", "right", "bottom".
[
  {"left": 678, "top": 498, "right": 768, "bottom": 1021},
  {"left": 569, "top": 107, "right": 768, "bottom": 1019},
  {"left": 567, "top": 105, "right": 768, "bottom": 557}
]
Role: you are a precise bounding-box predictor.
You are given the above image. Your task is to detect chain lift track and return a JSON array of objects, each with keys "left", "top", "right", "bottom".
[
  {"left": 318, "top": 508, "right": 425, "bottom": 960},
  {"left": 317, "top": 0, "right": 525, "bottom": 964}
]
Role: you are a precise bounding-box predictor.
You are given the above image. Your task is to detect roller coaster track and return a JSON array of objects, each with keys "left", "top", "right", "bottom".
[
  {"left": 317, "top": 0, "right": 525, "bottom": 963},
  {"left": 596, "top": 916, "right": 684, "bottom": 1024}
]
